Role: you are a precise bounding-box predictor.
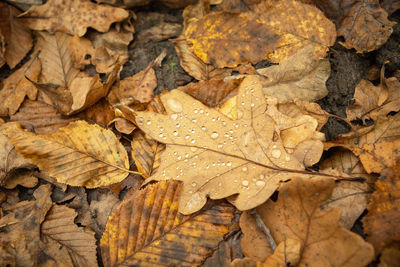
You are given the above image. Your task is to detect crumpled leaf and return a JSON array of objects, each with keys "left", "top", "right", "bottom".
[
  {"left": 0, "top": 58, "right": 41, "bottom": 116},
  {"left": 77, "top": 99, "right": 115, "bottom": 127},
  {"left": 136, "top": 21, "right": 182, "bottom": 43},
  {"left": 258, "top": 45, "right": 330, "bottom": 103},
  {"left": 2, "top": 170, "right": 38, "bottom": 189},
  {"left": 256, "top": 177, "right": 374, "bottom": 267},
  {"left": 346, "top": 75, "right": 400, "bottom": 122},
  {"left": 41, "top": 204, "right": 98, "bottom": 267},
  {"left": 19, "top": 0, "right": 129, "bottom": 37},
  {"left": 10, "top": 100, "right": 76, "bottom": 134},
  {"left": 2, "top": 121, "right": 130, "bottom": 188},
  {"left": 68, "top": 35, "right": 95, "bottom": 70},
  {"left": 109, "top": 118, "right": 136, "bottom": 134},
  {"left": 134, "top": 76, "right": 325, "bottom": 214},
  {"left": 0, "top": 2, "right": 33, "bottom": 68},
  {"left": 89, "top": 190, "right": 120, "bottom": 232},
  {"left": 338, "top": 0, "right": 396, "bottom": 53},
  {"left": 100, "top": 180, "right": 235, "bottom": 266}
]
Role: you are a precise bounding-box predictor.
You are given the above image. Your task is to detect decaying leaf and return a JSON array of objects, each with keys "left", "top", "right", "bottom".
[
  {"left": 100, "top": 180, "right": 235, "bottom": 266},
  {"left": 134, "top": 76, "right": 326, "bottom": 214},
  {"left": 2, "top": 121, "right": 130, "bottom": 188},
  {"left": 68, "top": 35, "right": 95, "bottom": 70},
  {"left": 41, "top": 204, "right": 98, "bottom": 266},
  {"left": 338, "top": 0, "right": 396, "bottom": 53},
  {"left": 2, "top": 170, "right": 38, "bottom": 189},
  {"left": 256, "top": 177, "right": 374, "bottom": 266},
  {"left": 0, "top": 58, "right": 41, "bottom": 116},
  {"left": 19, "top": 0, "right": 129, "bottom": 37},
  {"left": 258, "top": 45, "right": 330, "bottom": 103},
  {"left": 89, "top": 190, "right": 120, "bottom": 232},
  {"left": 0, "top": 2, "right": 33, "bottom": 68},
  {"left": 10, "top": 100, "right": 76, "bottom": 134},
  {"left": 346, "top": 76, "right": 400, "bottom": 122}
]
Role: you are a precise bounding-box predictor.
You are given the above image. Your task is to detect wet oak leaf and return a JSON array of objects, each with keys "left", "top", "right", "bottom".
[
  {"left": 135, "top": 76, "right": 324, "bottom": 214},
  {"left": 18, "top": 0, "right": 129, "bottom": 37},
  {"left": 0, "top": 58, "right": 41, "bottom": 116},
  {"left": 2, "top": 120, "right": 130, "bottom": 188},
  {"left": 0, "top": 2, "right": 33, "bottom": 68},
  {"left": 256, "top": 177, "right": 374, "bottom": 267},
  {"left": 100, "top": 180, "right": 235, "bottom": 266},
  {"left": 338, "top": 0, "right": 396, "bottom": 53}
]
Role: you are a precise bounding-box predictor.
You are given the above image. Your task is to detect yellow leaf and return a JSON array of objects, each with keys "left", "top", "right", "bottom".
[
  {"left": 100, "top": 180, "right": 235, "bottom": 266},
  {"left": 18, "top": 0, "right": 128, "bottom": 37},
  {"left": 2, "top": 121, "right": 130, "bottom": 188}
]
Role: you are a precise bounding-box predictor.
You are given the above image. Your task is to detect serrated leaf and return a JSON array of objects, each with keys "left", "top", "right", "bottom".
[
  {"left": 41, "top": 204, "right": 97, "bottom": 267},
  {"left": 134, "top": 76, "right": 325, "bottom": 214},
  {"left": 2, "top": 120, "right": 130, "bottom": 188},
  {"left": 100, "top": 180, "right": 235, "bottom": 266}
]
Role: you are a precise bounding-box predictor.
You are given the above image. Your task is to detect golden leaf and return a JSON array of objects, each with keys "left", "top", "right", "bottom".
[
  {"left": 256, "top": 177, "right": 374, "bottom": 266},
  {"left": 0, "top": 2, "right": 33, "bottom": 68},
  {"left": 338, "top": 0, "right": 396, "bottom": 53},
  {"left": 134, "top": 76, "right": 326, "bottom": 214},
  {"left": 100, "top": 180, "right": 235, "bottom": 266},
  {"left": 41, "top": 204, "right": 98, "bottom": 266},
  {"left": 2, "top": 121, "right": 130, "bottom": 188},
  {"left": 0, "top": 58, "right": 40, "bottom": 116},
  {"left": 19, "top": 0, "right": 129, "bottom": 37}
]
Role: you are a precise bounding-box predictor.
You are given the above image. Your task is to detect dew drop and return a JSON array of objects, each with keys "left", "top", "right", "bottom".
[
  {"left": 159, "top": 133, "right": 163, "bottom": 138},
  {"left": 217, "top": 144, "right": 223, "bottom": 149},
  {"left": 167, "top": 98, "right": 183, "bottom": 112},
  {"left": 191, "top": 139, "right": 196, "bottom": 144},
  {"left": 218, "top": 182, "right": 222, "bottom": 187},
  {"left": 272, "top": 149, "right": 282, "bottom": 159},
  {"left": 173, "top": 152, "right": 177, "bottom": 156},
  {"left": 176, "top": 123, "right": 180, "bottom": 128},
  {"left": 211, "top": 132, "right": 219, "bottom": 139},
  {"left": 194, "top": 109, "right": 198, "bottom": 114},
  {"left": 201, "top": 126, "right": 206, "bottom": 131},
  {"left": 177, "top": 156, "right": 182, "bottom": 160},
  {"left": 259, "top": 174, "right": 265, "bottom": 179},
  {"left": 224, "top": 133, "right": 230, "bottom": 138},
  {"left": 227, "top": 162, "right": 232, "bottom": 167},
  {"left": 200, "top": 109, "right": 204, "bottom": 114},
  {"left": 250, "top": 103, "right": 255, "bottom": 107},
  {"left": 159, "top": 127, "right": 164, "bottom": 132},
  {"left": 242, "top": 180, "right": 249, "bottom": 186},
  {"left": 234, "top": 179, "right": 238, "bottom": 183},
  {"left": 241, "top": 101, "right": 245, "bottom": 106},
  {"left": 170, "top": 113, "right": 178, "bottom": 120},
  {"left": 185, "top": 135, "right": 190, "bottom": 139},
  {"left": 206, "top": 165, "right": 210, "bottom": 169},
  {"left": 173, "top": 131, "right": 179, "bottom": 136},
  {"left": 222, "top": 121, "right": 226, "bottom": 126},
  {"left": 192, "top": 182, "right": 197, "bottom": 187},
  {"left": 205, "top": 112, "right": 209, "bottom": 116},
  {"left": 137, "top": 117, "right": 144, "bottom": 124},
  {"left": 242, "top": 167, "right": 248, "bottom": 172},
  {"left": 146, "top": 120, "right": 152, "bottom": 125},
  {"left": 192, "top": 119, "right": 197, "bottom": 123},
  {"left": 212, "top": 118, "right": 216, "bottom": 122},
  {"left": 185, "top": 153, "right": 189, "bottom": 158},
  {"left": 190, "top": 147, "right": 198, "bottom": 152},
  {"left": 237, "top": 110, "right": 243, "bottom": 119}
]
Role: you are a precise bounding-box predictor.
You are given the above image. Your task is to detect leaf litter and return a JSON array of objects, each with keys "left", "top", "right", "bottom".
[{"left": 1, "top": 0, "right": 400, "bottom": 266}]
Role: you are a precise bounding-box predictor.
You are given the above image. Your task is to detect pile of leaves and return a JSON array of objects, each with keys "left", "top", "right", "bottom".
[{"left": 0, "top": 0, "right": 399, "bottom": 266}]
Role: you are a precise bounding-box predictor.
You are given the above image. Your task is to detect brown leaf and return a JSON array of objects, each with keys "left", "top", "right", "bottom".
[
  {"left": 68, "top": 35, "right": 95, "bottom": 70},
  {"left": 2, "top": 170, "right": 38, "bottom": 189},
  {"left": 136, "top": 22, "right": 182, "bottom": 43},
  {"left": 378, "top": 242, "right": 400, "bottom": 267},
  {"left": 41, "top": 204, "right": 98, "bottom": 266},
  {"left": 134, "top": 76, "right": 325, "bottom": 214},
  {"left": 100, "top": 180, "right": 235, "bottom": 266},
  {"left": 10, "top": 100, "right": 76, "bottom": 134},
  {"left": 0, "top": 58, "right": 40, "bottom": 116},
  {"left": 2, "top": 121, "right": 130, "bottom": 188},
  {"left": 262, "top": 239, "right": 301, "bottom": 267},
  {"left": 346, "top": 76, "right": 400, "bottom": 121},
  {"left": 0, "top": 2, "right": 33, "bottom": 68},
  {"left": 77, "top": 99, "right": 115, "bottom": 127},
  {"left": 257, "top": 45, "right": 330, "bottom": 103},
  {"left": 89, "top": 190, "right": 120, "bottom": 232},
  {"left": 338, "top": 0, "right": 396, "bottom": 53},
  {"left": 256, "top": 177, "right": 374, "bottom": 266},
  {"left": 19, "top": 0, "right": 129, "bottom": 37},
  {"left": 109, "top": 118, "right": 136, "bottom": 135}
]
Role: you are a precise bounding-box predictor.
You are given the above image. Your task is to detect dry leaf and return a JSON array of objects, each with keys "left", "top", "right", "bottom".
[
  {"left": 0, "top": 58, "right": 40, "bottom": 116},
  {"left": 77, "top": 99, "right": 115, "bottom": 127},
  {"left": 2, "top": 121, "right": 130, "bottom": 188},
  {"left": 19, "top": 0, "right": 129, "bottom": 36},
  {"left": 109, "top": 118, "right": 136, "bottom": 134},
  {"left": 256, "top": 177, "right": 374, "bottom": 266},
  {"left": 89, "top": 190, "right": 120, "bottom": 232},
  {"left": 0, "top": 2, "right": 33, "bottom": 68},
  {"left": 134, "top": 76, "right": 325, "bottom": 214},
  {"left": 257, "top": 45, "right": 330, "bottom": 103},
  {"left": 100, "top": 180, "right": 235, "bottom": 266},
  {"left": 262, "top": 239, "right": 301, "bottom": 267},
  {"left": 346, "top": 76, "right": 400, "bottom": 122},
  {"left": 338, "top": 0, "right": 396, "bottom": 53},
  {"left": 68, "top": 35, "right": 95, "bottom": 70},
  {"left": 378, "top": 242, "right": 400, "bottom": 267},
  {"left": 136, "top": 22, "right": 182, "bottom": 43},
  {"left": 159, "top": 0, "right": 197, "bottom": 8},
  {"left": 2, "top": 170, "right": 38, "bottom": 189},
  {"left": 9, "top": 100, "right": 76, "bottom": 134},
  {"left": 41, "top": 204, "right": 98, "bottom": 266}
]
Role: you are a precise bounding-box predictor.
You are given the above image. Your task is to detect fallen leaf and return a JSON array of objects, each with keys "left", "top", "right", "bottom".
[
  {"left": 2, "top": 170, "right": 38, "bottom": 189},
  {"left": 262, "top": 239, "right": 301, "bottom": 267},
  {"left": 378, "top": 242, "right": 400, "bottom": 267},
  {"left": 109, "top": 118, "right": 136, "bottom": 134},
  {"left": 159, "top": 0, "right": 197, "bottom": 8},
  {"left": 346, "top": 76, "right": 400, "bottom": 122},
  {"left": 0, "top": 58, "right": 41, "bottom": 116},
  {"left": 136, "top": 22, "right": 182, "bottom": 43},
  {"left": 68, "top": 35, "right": 95, "bottom": 70},
  {"left": 9, "top": 100, "right": 76, "bottom": 134},
  {"left": 257, "top": 45, "right": 330, "bottom": 103},
  {"left": 100, "top": 180, "right": 235, "bottom": 266},
  {"left": 338, "top": 0, "right": 396, "bottom": 53},
  {"left": 381, "top": 0, "right": 400, "bottom": 15},
  {"left": 134, "top": 76, "right": 326, "bottom": 214},
  {"left": 19, "top": 0, "right": 129, "bottom": 36},
  {"left": 41, "top": 204, "right": 98, "bottom": 266},
  {"left": 256, "top": 177, "right": 374, "bottom": 266},
  {"left": 0, "top": 2, "right": 33, "bottom": 68},
  {"left": 0, "top": 184, "right": 52, "bottom": 266},
  {"left": 2, "top": 121, "right": 131, "bottom": 188},
  {"left": 89, "top": 190, "right": 120, "bottom": 232},
  {"left": 174, "top": 36, "right": 232, "bottom": 80},
  {"left": 77, "top": 99, "right": 115, "bottom": 127}
]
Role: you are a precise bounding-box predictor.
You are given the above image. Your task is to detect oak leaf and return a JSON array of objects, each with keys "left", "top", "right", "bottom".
[
  {"left": 256, "top": 176, "right": 374, "bottom": 266},
  {"left": 0, "top": 58, "right": 41, "bottom": 116},
  {"left": 134, "top": 76, "right": 325, "bottom": 214},
  {"left": 0, "top": 2, "right": 33, "bottom": 68},
  {"left": 338, "top": 0, "right": 396, "bottom": 53},
  {"left": 2, "top": 120, "right": 130, "bottom": 188},
  {"left": 19, "top": 0, "right": 129, "bottom": 37},
  {"left": 100, "top": 180, "right": 235, "bottom": 266}
]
